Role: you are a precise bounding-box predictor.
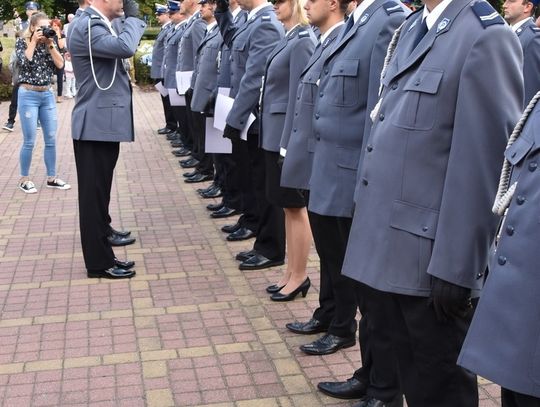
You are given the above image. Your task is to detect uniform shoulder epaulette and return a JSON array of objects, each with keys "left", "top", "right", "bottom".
[
  {"left": 298, "top": 29, "right": 310, "bottom": 38},
  {"left": 383, "top": 1, "right": 404, "bottom": 15},
  {"left": 405, "top": 5, "right": 424, "bottom": 19},
  {"left": 471, "top": 1, "right": 505, "bottom": 28},
  {"left": 530, "top": 25, "right": 540, "bottom": 33},
  {"left": 261, "top": 15, "right": 271, "bottom": 21}
]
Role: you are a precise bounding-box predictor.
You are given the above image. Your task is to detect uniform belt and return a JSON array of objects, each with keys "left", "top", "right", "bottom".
[{"left": 20, "top": 83, "right": 50, "bottom": 91}]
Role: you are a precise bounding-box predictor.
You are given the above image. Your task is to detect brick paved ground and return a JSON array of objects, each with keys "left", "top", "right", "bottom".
[{"left": 0, "top": 88, "right": 501, "bottom": 406}]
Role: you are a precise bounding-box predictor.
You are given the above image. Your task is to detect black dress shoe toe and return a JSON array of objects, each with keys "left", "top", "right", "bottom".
[
  {"left": 185, "top": 173, "right": 213, "bottom": 183},
  {"left": 87, "top": 267, "right": 136, "bottom": 279},
  {"left": 286, "top": 318, "right": 328, "bottom": 335},
  {"left": 114, "top": 258, "right": 135, "bottom": 270},
  {"left": 201, "top": 187, "right": 222, "bottom": 199},
  {"left": 353, "top": 396, "right": 404, "bottom": 407},
  {"left": 180, "top": 158, "right": 200, "bottom": 169},
  {"left": 226, "top": 227, "right": 255, "bottom": 241},
  {"left": 158, "top": 127, "right": 175, "bottom": 135},
  {"left": 236, "top": 249, "right": 258, "bottom": 262},
  {"left": 172, "top": 148, "right": 191, "bottom": 157},
  {"left": 167, "top": 133, "right": 180, "bottom": 141},
  {"left": 210, "top": 206, "right": 238, "bottom": 218},
  {"left": 300, "top": 333, "right": 355, "bottom": 355},
  {"left": 183, "top": 170, "right": 199, "bottom": 178},
  {"left": 317, "top": 377, "right": 367, "bottom": 400},
  {"left": 207, "top": 202, "right": 225, "bottom": 211},
  {"left": 270, "top": 278, "right": 310, "bottom": 301},
  {"left": 222, "top": 222, "right": 241, "bottom": 234},
  {"left": 110, "top": 227, "right": 131, "bottom": 237},
  {"left": 239, "top": 254, "right": 284, "bottom": 271},
  {"left": 108, "top": 235, "right": 136, "bottom": 247},
  {"left": 266, "top": 284, "right": 285, "bottom": 293}
]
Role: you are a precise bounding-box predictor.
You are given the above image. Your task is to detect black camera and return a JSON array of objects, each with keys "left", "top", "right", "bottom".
[{"left": 39, "top": 26, "right": 56, "bottom": 39}]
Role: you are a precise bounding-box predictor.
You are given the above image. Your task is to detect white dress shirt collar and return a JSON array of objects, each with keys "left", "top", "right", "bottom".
[
  {"left": 206, "top": 21, "right": 217, "bottom": 32},
  {"left": 352, "top": 0, "right": 377, "bottom": 24},
  {"left": 512, "top": 17, "right": 532, "bottom": 32},
  {"left": 319, "top": 21, "right": 344, "bottom": 44},
  {"left": 248, "top": 2, "right": 271, "bottom": 20},
  {"left": 422, "top": 0, "right": 453, "bottom": 30}
]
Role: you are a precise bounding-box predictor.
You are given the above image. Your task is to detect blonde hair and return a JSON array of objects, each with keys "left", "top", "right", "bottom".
[
  {"left": 22, "top": 12, "right": 48, "bottom": 42},
  {"left": 291, "top": 0, "right": 309, "bottom": 26}
]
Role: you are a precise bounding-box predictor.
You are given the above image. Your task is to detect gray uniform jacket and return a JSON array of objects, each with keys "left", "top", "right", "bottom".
[
  {"left": 177, "top": 12, "right": 206, "bottom": 74},
  {"left": 280, "top": 26, "right": 343, "bottom": 190},
  {"left": 516, "top": 18, "right": 540, "bottom": 105},
  {"left": 260, "top": 26, "right": 316, "bottom": 152},
  {"left": 151, "top": 22, "right": 172, "bottom": 79},
  {"left": 215, "top": 5, "right": 284, "bottom": 131},
  {"left": 216, "top": 10, "right": 248, "bottom": 88},
  {"left": 340, "top": 0, "right": 524, "bottom": 296},
  {"left": 191, "top": 25, "right": 222, "bottom": 112},
  {"left": 458, "top": 104, "right": 540, "bottom": 397},
  {"left": 162, "top": 22, "right": 187, "bottom": 89},
  {"left": 69, "top": 8, "right": 146, "bottom": 142},
  {"left": 308, "top": 0, "right": 408, "bottom": 218}
]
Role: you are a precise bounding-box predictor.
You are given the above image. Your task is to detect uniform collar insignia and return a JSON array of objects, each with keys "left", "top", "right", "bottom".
[
  {"left": 360, "top": 14, "right": 369, "bottom": 23},
  {"left": 437, "top": 18, "right": 450, "bottom": 33}
]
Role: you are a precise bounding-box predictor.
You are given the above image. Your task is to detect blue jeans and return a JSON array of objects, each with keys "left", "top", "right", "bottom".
[{"left": 18, "top": 86, "right": 57, "bottom": 177}]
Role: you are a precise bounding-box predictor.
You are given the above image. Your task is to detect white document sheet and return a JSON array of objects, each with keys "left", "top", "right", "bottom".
[
  {"left": 155, "top": 81, "right": 168, "bottom": 97},
  {"left": 214, "top": 93, "right": 256, "bottom": 141},
  {"left": 205, "top": 118, "right": 232, "bottom": 154},
  {"left": 175, "top": 71, "right": 193, "bottom": 95},
  {"left": 168, "top": 89, "right": 186, "bottom": 106},
  {"left": 217, "top": 87, "right": 231, "bottom": 97}
]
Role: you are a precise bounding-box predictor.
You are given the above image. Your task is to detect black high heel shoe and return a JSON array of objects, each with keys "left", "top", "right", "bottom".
[
  {"left": 270, "top": 278, "right": 310, "bottom": 302},
  {"left": 266, "top": 283, "right": 285, "bottom": 294}
]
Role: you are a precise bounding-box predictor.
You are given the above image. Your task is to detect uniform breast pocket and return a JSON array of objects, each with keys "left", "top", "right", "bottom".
[
  {"left": 329, "top": 59, "right": 360, "bottom": 107},
  {"left": 232, "top": 41, "right": 247, "bottom": 68},
  {"left": 392, "top": 68, "right": 444, "bottom": 131},
  {"left": 96, "top": 96, "right": 126, "bottom": 134},
  {"left": 301, "top": 77, "right": 318, "bottom": 106}
]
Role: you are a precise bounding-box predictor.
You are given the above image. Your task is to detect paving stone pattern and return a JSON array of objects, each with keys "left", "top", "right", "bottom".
[{"left": 0, "top": 89, "right": 501, "bottom": 406}]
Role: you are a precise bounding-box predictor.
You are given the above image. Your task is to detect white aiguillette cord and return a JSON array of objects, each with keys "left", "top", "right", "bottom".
[{"left": 87, "top": 16, "right": 118, "bottom": 91}]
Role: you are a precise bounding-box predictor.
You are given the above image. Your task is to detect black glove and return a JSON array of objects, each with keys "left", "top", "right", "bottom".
[
  {"left": 223, "top": 124, "right": 241, "bottom": 142},
  {"left": 123, "top": 0, "right": 140, "bottom": 18},
  {"left": 203, "top": 93, "right": 216, "bottom": 117},
  {"left": 216, "top": 0, "right": 230, "bottom": 13},
  {"left": 185, "top": 87, "right": 194, "bottom": 100},
  {"left": 429, "top": 276, "right": 472, "bottom": 322},
  {"left": 277, "top": 154, "right": 285, "bottom": 168}
]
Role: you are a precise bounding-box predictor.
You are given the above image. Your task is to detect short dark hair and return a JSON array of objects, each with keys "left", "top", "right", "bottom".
[{"left": 338, "top": 0, "right": 352, "bottom": 13}]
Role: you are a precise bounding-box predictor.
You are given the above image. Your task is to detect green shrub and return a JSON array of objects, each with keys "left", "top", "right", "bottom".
[{"left": 142, "top": 27, "right": 160, "bottom": 41}]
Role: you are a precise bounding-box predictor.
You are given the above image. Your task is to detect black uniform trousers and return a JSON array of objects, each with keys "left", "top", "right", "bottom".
[
  {"left": 502, "top": 389, "right": 540, "bottom": 407},
  {"left": 189, "top": 110, "right": 214, "bottom": 175},
  {"left": 73, "top": 139, "right": 119, "bottom": 271},
  {"left": 248, "top": 133, "right": 285, "bottom": 261},
  {"left": 307, "top": 212, "right": 357, "bottom": 338},
  {"left": 156, "top": 79, "right": 177, "bottom": 131},
  {"left": 377, "top": 290, "right": 477, "bottom": 406},
  {"left": 230, "top": 136, "right": 259, "bottom": 231},
  {"left": 213, "top": 153, "right": 241, "bottom": 209}
]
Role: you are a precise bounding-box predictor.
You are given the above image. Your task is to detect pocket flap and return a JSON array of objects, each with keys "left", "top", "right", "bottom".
[
  {"left": 269, "top": 102, "right": 288, "bottom": 114},
  {"left": 97, "top": 97, "right": 124, "bottom": 108},
  {"left": 390, "top": 200, "right": 439, "bottom": 239},
  {"left": 504, "top": 137, "right": 533, "bottom": 165},
  {"left": 331, "top": 59, "right": 360, "bottom": 77},
  {"left": 403, "top": 69, "right": 444, "bottom": 94},
  {"left": 336, "top": 146, "right": 361, "bottom": 170},
  {"left": 233, "top": 41, "right": 246, "bottom": 51}
]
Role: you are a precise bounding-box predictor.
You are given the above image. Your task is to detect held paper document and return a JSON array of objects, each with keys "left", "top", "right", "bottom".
[
  {"left": 205, "top": 118, "right": 232, "bottom": 154},
  {"left": 214, "top": 93, "right": 255, "bottom": 141},
  {"left": 175, "top": 71, "right": 193, "bottom": 95},
  {"left": 155, "top": 81, "right": 168, "bottom": 97},
  {"left": 168, "top": 89, "right": 186, "bottom": 106}
]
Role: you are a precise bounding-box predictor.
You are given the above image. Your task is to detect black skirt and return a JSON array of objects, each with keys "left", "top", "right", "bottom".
[{"left": 264, "top": 150, "right": 306, "bottom": 208}]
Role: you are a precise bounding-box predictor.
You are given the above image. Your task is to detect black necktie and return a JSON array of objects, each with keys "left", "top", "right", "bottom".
[
  {"left": 340, "top": 15, "right": 355, "bottom": 40},
  {"left": 411, "top": 18, "right": 428, "bottom": 51}
]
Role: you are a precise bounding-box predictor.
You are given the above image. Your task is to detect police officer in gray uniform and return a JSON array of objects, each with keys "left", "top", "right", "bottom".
[
  {"left": 69, "top": 0, "right": 146, "bottom": 278},
  {"left": 151, "top": 4, "right": 176, "bottom": 136},
  {"left": 503, "top": 0, "right": 540, "bottom": 104},
  {"left": 459, "top": 93, "right": 540, "bottom": 407},
  {"left": 162, "top": 0, "right": 188, "bottom": 144},
  {"left": 215, "top": 0, "right": 285, "bottom": 267},
  {"left": 340, "top": 0, "right": 524, "bottom": 404}
]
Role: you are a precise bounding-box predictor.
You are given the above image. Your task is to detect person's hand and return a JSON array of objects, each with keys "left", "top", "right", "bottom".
[
  {"left": 185, "top": 87, "right": 193, "bottom": 99},
  {"left": 203, "top": 93, "right": 216, "bottom": 117},
  {"left": 223, "top": 124, "right": 241, "bottom": 142},
  {"left": 429, "top": 276, "right": 472, "bottom": 322},
  {"left": 32, "top": 28, "right": 44, "bottom": 44},
  {"left": 216, "top": 0, "right": 230, "bottom": 13},
  {"left": 277, "top": 154, "right": 285, "bottom": 168},
  {"left": 123, "top": 0, "right": 141, "bottom": 18}
]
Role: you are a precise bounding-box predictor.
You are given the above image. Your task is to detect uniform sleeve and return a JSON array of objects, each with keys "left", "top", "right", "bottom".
[
  {"left": 227, "top": 21, "right": 283, "bottom": 130},
  {"left": 280, "top": 35, "right": 315, "bottom": 149},
  {"left": 215, "top": 10, "right": 236, "bottom": 48},
  {"left": 427, "top": 26, "right": 524, "bottom": 288},
  {"left": 523, "top": 32, "right": 540, "bottom": 105}
]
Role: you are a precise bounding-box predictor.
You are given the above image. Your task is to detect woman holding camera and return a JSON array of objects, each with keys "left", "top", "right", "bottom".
[{"left": 17, "top": 12, "right": 70, "bottom": 193}]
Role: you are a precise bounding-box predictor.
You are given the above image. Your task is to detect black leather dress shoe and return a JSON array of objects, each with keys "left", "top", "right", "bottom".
[
  {"left": 183, "top": 170, "right": 199, "bottom": 178},
  {"left": 222, "top": 222, "right": 241, "bottom": 234},
  {"left": 286, "top": 318, "right": 328, "bottom": 335},
  {"left": 239, "top": 254, "right": 284, "bottom": 271},
  {"left": 270, "top": 278, "right": 310, "bottom": 301},
  {"left": 108, "top": 234, "right": 136, "bottom": 247},
  {"left": 353, "top": 396, "right": 404, "bottom": 407},
  {"left": 180, "top": 158, "right": 200, "bottom": 169},
  {"left": 236, "top": 249, "right": 257, "bottom": 262},
  {"left": 317, "top": 377, "right": 367, "bottom": 400},
  {"left": 197, "top": 183, "right": 217, "bottom": 194},
  {"left": 266, "top": 284, "right": 285, "bottom": 294},
  {"left": 167, "top": 132, "right": 180, "bottom": 141},
  {"left": 110, "top": 227, "right": 131, "bottom": 237},
  {"left": 300, "top": 333, "right": 355, "bottom": 355},
  {"left": 226, "top": 227, "right": 256, "bottom": 241},
  {"left": 172, "top": 148, "right": 191, "bottom": 157},
  {"left": 87, "top": 267, "right": 136, "bottom": 279},
  {"left": 207, "top": 202, "right": 225, "bottom": 211},
  {"left": 211, "top": 206, "right": 238, "bottom": 218},
  {"left": 158, "top": 127, "right": 175, "bottom": 135},
  {"left": 170, "top": 140, "right": 183, "bottom": 148},
  {"left": 185, "top": 173, "right": 213, "bottom": 183},
  {"left": 201, "top": 187, "right": 222, "bottom": 199},
  {"left": 114, "top": 258, "right": 135, "bottom": 270}
]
